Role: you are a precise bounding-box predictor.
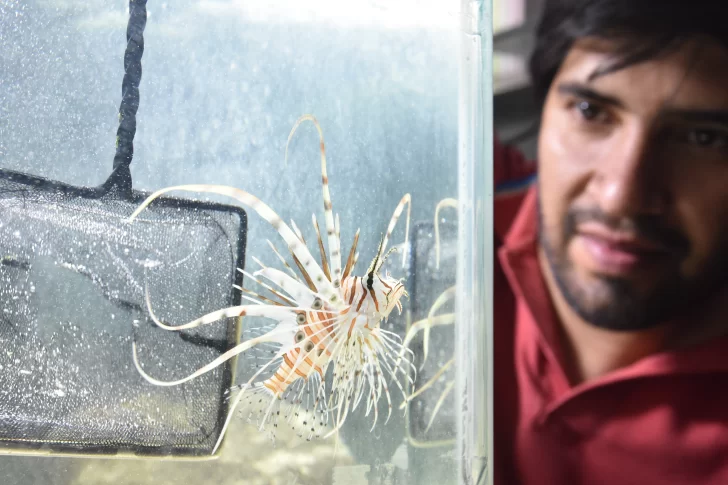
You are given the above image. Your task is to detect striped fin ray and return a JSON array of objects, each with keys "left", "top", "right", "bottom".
[
  {"left": 127, "top": 184, "right": 344, "bottom": 309},
  {"left": 311, "top": 214, "right": 332, "bottom": 281},
  {"left": 371, "top": 329, "right": 415, "bottom": 393},
  {"left": 361, "top": 357, "right": 384, "bottom": 430},
  {"left": 144, "top": 286, "right": 298, "bottom": 332},
  {"left": 319, "top": 328, "right": 355, "bottom": 416},
  {"left": 236, "top": 285, "right": 285, "bottom": 307},
  {"left": 132, "top": 311, "right": 300, "bottom": 387},
  {"left": 284, "top": 114, "right": 343, "bottom": 289},
  {"left": 289, "top": 250, "right": 317, "bottom": 292},
  {"left": 352, "top": 341, "right": 387, "bottom": 431},
  {"left": 253, "top": 267, "right": 321, "bottom": 309},
  {"left": 291, "top": 219, "right": 306, "bottom": 245},
  {"left": 237, "top": 376, "right": 332, "bottom": 442},
  {"left": 335, "top": 214, "right": 341, "bottom": 244},
  {"left": 277, "top": 371, "right": 330, "bottom": 438},
  {"left": 335, "top": 213, "right": 341, "bottom": 271},
  {"left": 368, "top": 350, "right": 394, "bottom": 429},
  {"left": 134, "top": 301, "right": 344, "bottom": 389},
  {"left": 324, "top": 335, "right": 366, "bottom": 438},
  {"left": 378, "top": 328, "right": 417, "bottom": 378},
  {"left": 265, "top": 240, "right": 301, "bottom": 281},
  {"left": 342, "top": 228, "right": 360, "bottom": 280},
  {"left": 362, "top": 330, "right": 417, "bottom": 426},
  {"left": 365, "top": 340, "right": 406, "bottom": 423},
  {"left": 238, "top": 268, "right": 296, "bottom": 307},
  {"left": 375, "top": 328, "right": 416, "bottom": 381},
  {"left": 377, "top": 193, "right": 412, "bottom": 271}
]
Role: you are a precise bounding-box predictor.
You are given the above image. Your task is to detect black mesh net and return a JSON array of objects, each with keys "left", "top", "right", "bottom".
[
  {"left": 0, "top": 169, "right": 246, "bottom": 456},
  {"left": 0, "top": 0, "right": 248, "bottom": 457}
]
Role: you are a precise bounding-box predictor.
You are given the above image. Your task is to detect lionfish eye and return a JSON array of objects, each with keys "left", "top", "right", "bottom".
[
  {"left": 296, "top": 313, "right": 306, "bottom": 324},
  {"left": 304, "top": 341, "right": 315, "bottom": 353},
  {"left": 311, "top": 297, "right": 323, "bottom": 310},
  {"left": 294, "top": 331, "right": 305, "bottom": 343}
]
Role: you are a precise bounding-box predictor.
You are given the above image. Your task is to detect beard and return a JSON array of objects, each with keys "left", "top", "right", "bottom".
[{"left": 537, "top": 195, "right": 728, "bottom": 331}]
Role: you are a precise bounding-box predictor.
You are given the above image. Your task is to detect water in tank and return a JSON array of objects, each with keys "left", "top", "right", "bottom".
[{"left": 0, "top": 1, "right": 492, "bottom": 484}]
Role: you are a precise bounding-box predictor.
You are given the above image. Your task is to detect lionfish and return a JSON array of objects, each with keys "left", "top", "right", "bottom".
[{"left": 127, "top": 114, "right": 415, "bottom": 454}]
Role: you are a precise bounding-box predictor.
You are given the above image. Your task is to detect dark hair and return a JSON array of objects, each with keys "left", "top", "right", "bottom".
[{"left": 529, "top": 0, "right": 728, "bottom": 105}]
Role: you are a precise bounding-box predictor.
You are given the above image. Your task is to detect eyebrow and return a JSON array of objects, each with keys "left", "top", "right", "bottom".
[
  {"left": 660, "top": 109, "right": 728, "bottom": 127},
  {"left": 556, "top": 82, "right": 624, "bottom": 108}
]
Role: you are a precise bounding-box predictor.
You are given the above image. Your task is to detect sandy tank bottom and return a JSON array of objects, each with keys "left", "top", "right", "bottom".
[
  {"left": 2, "top": 418, "right": 365, "bottom": 485},
  {"left": 78, "top": 420, "right": 359, "bottom": 485}
]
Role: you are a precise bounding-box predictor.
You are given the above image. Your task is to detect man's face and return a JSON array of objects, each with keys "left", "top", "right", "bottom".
[{"left": 538, "top": 38, "right": 728, "bottom": 331}]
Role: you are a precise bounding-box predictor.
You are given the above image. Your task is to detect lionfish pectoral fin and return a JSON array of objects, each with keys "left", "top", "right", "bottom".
[
  {"left": 228, "top": 383, "right": 281, "bottom": 438},
  {"left": 253, "top": 384, "right": 280, "bottom": 420},
  {"left": 132, "top": 312, "right": 299, "bottom": 387},
  {"left": 143, "top": 300, "right": 263, "bottom": 332}
]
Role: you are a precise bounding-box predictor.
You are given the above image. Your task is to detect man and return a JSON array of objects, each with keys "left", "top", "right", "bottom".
[{"left": 494, "top": 1, "right": 728, "bottom": 484}]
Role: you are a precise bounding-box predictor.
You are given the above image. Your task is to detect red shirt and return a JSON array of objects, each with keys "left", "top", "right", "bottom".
[{"left": 493, "top": 139, "right": 728, "bottom": 485}]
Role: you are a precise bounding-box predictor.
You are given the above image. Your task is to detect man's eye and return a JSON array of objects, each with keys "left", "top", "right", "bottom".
[
  {"left": 577, "top": 100, "right": 602, "bottom": 120},
  {"left": 687, "top": 128, "right": 728, "bottom": 148},
  {"left": 570, "top": 99, "right": 609, "bottom": 124}
]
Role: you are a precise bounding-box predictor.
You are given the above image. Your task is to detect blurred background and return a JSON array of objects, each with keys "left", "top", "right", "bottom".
[{"left": 494, "top": 0, "right": 542, "bottom": 161}]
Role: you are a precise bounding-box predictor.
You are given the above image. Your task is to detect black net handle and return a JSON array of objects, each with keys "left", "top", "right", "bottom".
[{"left": 101, "top": 0, "right": 147, "bottom": 196}]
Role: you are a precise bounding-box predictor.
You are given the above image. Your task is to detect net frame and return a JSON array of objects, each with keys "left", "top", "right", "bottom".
[
  {"left": 0, "top": 0, "right": 247, "bottom": 458},
  {"left": 0, "top": 171, "right": 247, "bottom": 459}
]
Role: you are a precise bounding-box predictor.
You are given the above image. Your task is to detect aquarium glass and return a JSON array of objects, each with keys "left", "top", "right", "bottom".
[{"left": 0, "top": 0, "right": 493, "bottom": 483}]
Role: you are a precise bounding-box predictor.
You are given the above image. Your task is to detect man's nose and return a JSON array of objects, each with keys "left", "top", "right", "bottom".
[{"left": 589, "top": 127, "right": 668, "bottom": 219}]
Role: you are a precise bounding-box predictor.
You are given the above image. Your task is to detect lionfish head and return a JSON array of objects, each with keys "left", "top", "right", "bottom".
[
  {"left": 380, "top": 272, "right": 407, "bottom": 317},
  {"left": 366, "top": 234, "right": 408, "bottom": 318}
]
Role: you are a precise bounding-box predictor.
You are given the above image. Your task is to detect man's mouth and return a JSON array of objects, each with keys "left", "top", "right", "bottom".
[{"left": 575, "top": 223, "right": 673, "bottom": 276}]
